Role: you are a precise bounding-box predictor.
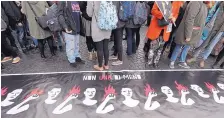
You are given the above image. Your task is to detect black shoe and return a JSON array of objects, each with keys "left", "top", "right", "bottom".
[
  {"left": 53, "top": 46, "right": 58, "bottom": 51},
  {"left": 41, "top": 54, "right": 46, "bottom": 58},
  {"left": 70, "top": 62, "right": 77, "bottom": 67},
  {"left": 76, "top": 57, "right": 85, "bottom": 64},
  {"left": 59, "top": 46, "right": 63, "bottom": 52}
]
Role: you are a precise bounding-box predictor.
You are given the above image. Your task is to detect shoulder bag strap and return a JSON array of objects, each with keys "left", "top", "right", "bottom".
[{"left": 27, "top": 2, "right": 37, "bottom": 17}]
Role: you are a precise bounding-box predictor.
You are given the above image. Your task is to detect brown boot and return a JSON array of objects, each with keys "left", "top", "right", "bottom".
[{"left": 199, "top": 60, "right": 205, "bottom": 68}]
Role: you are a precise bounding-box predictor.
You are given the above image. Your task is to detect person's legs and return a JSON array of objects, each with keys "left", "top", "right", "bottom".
[
  {"left": 177, "top": 45, "right": 191, "bottom": 69},
  {"left": 202, "top": 32, "right": 223, "bottom": 60},
  {"left": 5, "top": 28, "right": 17, "bottom": 48},
  {"left": 132, "top": 28, "right": 137, "bottom": 54},
  {"left": 63, "top": 32, "right": 76, "bottom": 65},
  {"left": 95, "top": 40, "right": 104, "bottom": 71},
  {"left": 16, "top": 25, "right": 25, "bottom": 49},
  {"left": 73, "top": 34, "right": 84, "bottom": 64},
  {"left": 103, "top": 39, "right": 109, "bottom": 68},
  {"left": 145, "top": 39, "right": 151, "bottom": 58},
  {"left": 112, "top": 28, "right": 123, "bottom": 65},
  {"left": 46, "top": 36, "right": 55, "bottom": 56},
  {"left": 169, "top": 44, "right": 182, "bottom": 68},
  {"left": 153, "top": 38, "right": 165, "bottom": 68},
  {"left": 126, "top": 28, "right": 133, "bottom": 55},
  {"left": 136, "top": 27, "right": 140, "bottom": 49},
  {"left": 38, "top": 39, "right": 46, "bottom": 58},
  {"left": 212, "top": 46, "right": 224, "bottom": 68},
  {"left": 86, "top": 36, "right": 94, "bottom": 60},
  {"left": 1, "top": 31, "right": 20, "bottom": 63}
]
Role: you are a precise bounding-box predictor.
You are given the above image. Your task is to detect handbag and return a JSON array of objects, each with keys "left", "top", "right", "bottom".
[
  {"left": 27, "top": 2, "right": 49, "bottom": 30},
  {"left": 158, "top": 18, "right": 170, "bottom": 27}
]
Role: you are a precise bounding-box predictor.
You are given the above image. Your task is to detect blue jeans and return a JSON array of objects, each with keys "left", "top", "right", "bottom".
[
  {"left": 126, "top": 28, "right": 136, "bottom": 55},
  {"left": 171, "top": 44, "right": 191, "bottom": 62},
  {"left": 202, "top": 32, "right": 223, "bottom": 60},
  {"left": 16, "top": 25, "right": 27, "bottom": 49},
  {"left": 63, "top": 32, "right": 81, "bottom": 63}
]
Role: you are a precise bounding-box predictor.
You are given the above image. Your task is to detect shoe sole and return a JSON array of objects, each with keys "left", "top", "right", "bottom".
[{"left": 112, "top": 63, "right": 123, "bottom": 66}]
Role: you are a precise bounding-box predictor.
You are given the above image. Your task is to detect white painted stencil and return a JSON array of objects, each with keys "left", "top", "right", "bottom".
[
  {"left": 45, "top": 88, "right": 61, "bottom": 104},
  {"left": 53, "top": 86, "right": 80, "bottom": 114},
  {"left": 121, "top": 88, "right": 139, "bottom": 107},
  {"left": 217, "top": 83, "right": 224, "bottom": 90},
  {"left": 2, "top": 89, "right": 23, "bottom": 107},
  {"left": 96, "top": 85, "right": 116, "bottom": 114},
  {"left": 161, "top": 86, "right": 179, "bottom": 103},
  {"left": 6, "top": 89, "right": 43, "bottom": 114},
  {"left": 205, "top": 82, "right": 224, "bottom": 104},
  {"left": 190, "top": 84, "right": 210, "bottom": 98},
  {"left": 175, "top": 81, "right": 195, "bottom": 105},
  {"left": 83, "top": 88, "right": 97, "bottom": 106},
  {"left": 144, "top": 84, "right": 160, "bottom": 110}
]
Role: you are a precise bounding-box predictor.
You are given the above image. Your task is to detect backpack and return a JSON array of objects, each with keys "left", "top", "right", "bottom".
[
  {"left": 95, "top": 1, "right": 118, "bottom": 30},
  {"left": 118, "top": 1, "right": 136, "bottom": 22},
  {"left": 46, "top": 3, "right": 62, "bottom": 32},
  {"left": 133, "top": 2, "right": 148, "bottom": 25}
]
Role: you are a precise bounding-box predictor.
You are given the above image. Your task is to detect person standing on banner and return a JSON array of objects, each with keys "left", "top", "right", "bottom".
[
  {"left": 169, "top": 1, "right": 210, "bottom": 69},
  {"left": 146, "top": 1, "right": 182, "bottom": 68},
  {"left": 79, "top": 1, "right": 97, "bottom": 60},
  {"left": 21, "top": 1, "right": 55, "bottom": 58},
  {"left": 58, "top": 1, "right": 85, "bottom": 67}
]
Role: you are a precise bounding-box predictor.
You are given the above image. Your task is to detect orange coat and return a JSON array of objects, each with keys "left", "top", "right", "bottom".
[{"left": 146, "top": 2, "right": 183, "bottom": 42}]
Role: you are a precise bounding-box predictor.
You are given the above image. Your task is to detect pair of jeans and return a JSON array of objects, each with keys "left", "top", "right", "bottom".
[
  {"left": 214, "top": 46, "right": 224, "bottom": 66},
  {"left": 170, "top": 44, "right": 191, "bottom": 62},
  {"left": 1, "top": 31, "right": 18, "bottom": 58},
  {"left": 16, "top": 25, "right": 28, "bottom": 49},
  {"left": 63, "top": 32, "right": 81, "bottom": 63},
  {"left": 96, "top": 39, "right": 109, "bottom": 67},
  {"left": 126, "top": 28, "right": 137, "bottom": 55},
  {"left": 114, "top": 27, "right": 123, "bottom": 61},
  {"left": 202, "top": 32, "right": 224, "bottom": 60}
]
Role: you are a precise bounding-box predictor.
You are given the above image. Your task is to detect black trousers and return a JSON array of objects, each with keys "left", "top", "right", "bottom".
[
  {"left": 86, "top": 36, "right": 96, "bottom": 52},
  {"left": 5, "top": 28, "right": 17, "bottom": 48},
  {"left": 37, "top": 36, "right": 54, "bottom": 56},
  {"left": 1, "top": 31, "right": 18, "bottom": 58},
  {"left": 114, "top": 27, "right": 123, "bottom": 61},
  {"left": 96, "top": 39, "right": 109, "bottom": 67},
  {"left": 135, "top": 27, "right": 140, "bottom": 49}
]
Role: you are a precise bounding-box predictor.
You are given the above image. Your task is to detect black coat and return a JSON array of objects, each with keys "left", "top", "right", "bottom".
[
  {"left": 1, "top": 1, "right": 22, "bottom": 29},
  {"left": 79, "top": 1, "right": 92, "bottom": 21}
]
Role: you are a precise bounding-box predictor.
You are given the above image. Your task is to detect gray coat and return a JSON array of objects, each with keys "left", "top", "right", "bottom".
[
  {"left": 197, "top": 2, "right": 224, "bottom": 50},
  {"left": 21, "top": 1, "right": 51, "bottom": 39},
  {"left": 174, "top": 1, "right": 208, "bottom": 46},
  {"left": 87, "top": 1, "right": 112, "bottom": 42}
]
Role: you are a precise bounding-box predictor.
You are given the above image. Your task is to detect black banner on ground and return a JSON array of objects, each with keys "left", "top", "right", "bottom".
[{"left": 1, "top": 71, "right": 224, "bottom": 118}]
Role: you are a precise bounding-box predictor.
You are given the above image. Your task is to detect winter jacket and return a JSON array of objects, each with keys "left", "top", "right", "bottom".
[
  {"left": 201, "top": 2, "right": 221, "bottom": 41},
  {"left": 58, "top": 1, "right": 80, "bottom": 35},
  {"left": 1, "top": 8, "right": 8, "bottom": 31},
  {"left": 174, "top": 1, "right": 208, "bottom": 46},
  {"left": 21, "top": 1, "right": 52, "bottom": 39},
  {"left": 79, "top": 1, "right": 92, "bottom": 21},
  {"left": 146, "top": 1, "right": 182, "bottom": 41},
  {"left": 198, "top": 2, "right": 224, "bottom": 50},
  {"left": 1, "top": 1, "right": 22, "bottom": 29},
  {"left": 87, "top": 1, "right": 112, "bottom": 42}
]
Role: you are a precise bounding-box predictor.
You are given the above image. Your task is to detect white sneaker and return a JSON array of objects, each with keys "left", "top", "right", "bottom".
[
  {"left": 178, "top": 62, "right": 190, "bottom": 69},
  {"left": 112, "top": 60, "right": 123, "bottom": 66},
  {"left": 109, "top": 55, "right": 118, "bottom": 60},
  {"left": 169, "top": 61, "right": 175, "bottom": 69}
]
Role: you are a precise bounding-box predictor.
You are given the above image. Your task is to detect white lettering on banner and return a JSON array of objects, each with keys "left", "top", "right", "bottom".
[
  {"left": 161, "top": 86, "right": 179, "bottom": 103},
  {"left": 83, "top": 88, "right": 97, "bottom": 106},
  {"left": 144, "top": 84, "right": 160, "bottom": 110},
  {"left": 96, "top": 85, "right": 116, "bottom": 114},
  {"left": 45, "top": 88, "right": 61, "bottom": 104},
  {"left": 1, "top": 89, "right": 23, "bottom": 107},
  {"left": 83, "top": 75, "right": 96, "bottom": 81},
  {"left": 121, "top": 88, "right": 139, "bottom": 107},
  {"left": 52, "top": 86, "right": 80, "bottom": 114},
  {"left": 175, "top": 81, "right": 195, "bottom": 105},
  {"left": 190, "top": 85, "right": 210, "bottom": 98},
  {"left": 6, "top": 89, "right": 43, "bottom": 114},
  {"left": 217, "top": 83, "right": 224, "bottom": 90},
  {"left": 205, "top": 82, "right": 224, "bottom": 104}
]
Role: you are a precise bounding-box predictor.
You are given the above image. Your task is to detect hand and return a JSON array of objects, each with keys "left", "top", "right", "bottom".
[
  {"left": 65, "top": 28, "right": 72, "bottom": 34},
  {"left": 185, "top": 38, "right": 191, "bottom": 42},
  {"left": 17, "top": 22, "right": 23, "bottom": 26}
]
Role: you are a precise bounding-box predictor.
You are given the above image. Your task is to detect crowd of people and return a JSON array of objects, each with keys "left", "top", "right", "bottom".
[{"left": 1, "top": 1, "right": 224, "bottom": 71}]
